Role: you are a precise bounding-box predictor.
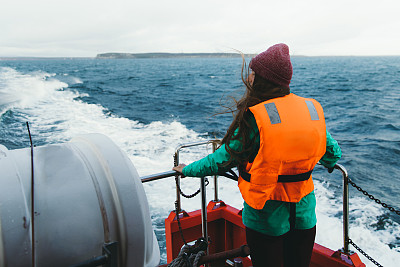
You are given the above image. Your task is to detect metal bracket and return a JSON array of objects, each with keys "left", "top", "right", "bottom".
[
  {"left": 103, "top": 242, "right": 118, "bottom": 267},
  {"left": 68, "top": 242, "right": 118, "bottom": 267}
]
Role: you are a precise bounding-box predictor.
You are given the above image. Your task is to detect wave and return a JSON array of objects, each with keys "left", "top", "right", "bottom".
[{"left": 0, "top": 67, "right": 208, "bottom": 173}]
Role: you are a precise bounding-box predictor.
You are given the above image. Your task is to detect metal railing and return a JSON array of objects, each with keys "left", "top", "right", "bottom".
[
  {"left": 141, "top": 170, "right": 179, "bottom": 183},
  {"left": 173, "top": 140, "right": 221, "bottom": 212},
  {"left": 141, "top": 141, "right": 351, "bottom": 257},
  {"left": 142, "top": 140, "right": 221, "bottom": 257},
  {"left": 334, "top": 163, "right": 350, "bottom": 254}
]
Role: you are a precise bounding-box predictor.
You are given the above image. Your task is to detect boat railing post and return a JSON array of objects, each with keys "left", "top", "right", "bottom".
[
  {"left": 174, "top": 151, "right": 181, "bottom": 213},
  {"left": 173, "top": 140, "right": 221, "bottom": 211},
  {"left": 335, "top": 163, "right": 350, "bottom": 254},
  {"left": 212, "top": 141, "right": 219, "bottom": 202},
  {"left": 172, "top": 139, "right": 221, "bottom": 259},
  {"left": 200, "top": 175, "right": 209, "bottom": 256}
]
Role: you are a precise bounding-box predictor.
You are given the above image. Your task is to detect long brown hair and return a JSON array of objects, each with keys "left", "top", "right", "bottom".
[{"left": 220, "top": 56, "right": 290, "bottom": 166}]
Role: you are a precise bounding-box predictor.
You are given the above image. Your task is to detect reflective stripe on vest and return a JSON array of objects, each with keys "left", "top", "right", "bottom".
[{"left": 238, "top": 93, "right": 327, "bottom": 209}]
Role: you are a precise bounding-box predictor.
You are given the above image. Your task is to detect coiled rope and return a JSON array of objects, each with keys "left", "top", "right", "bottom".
[{"left": 167, "top": 238, "right": 208, "bottom": 267}]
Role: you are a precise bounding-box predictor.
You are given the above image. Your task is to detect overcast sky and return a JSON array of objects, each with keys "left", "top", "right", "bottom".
[{"left": 1, "top": 0, "right": 399, "bottom": 57}]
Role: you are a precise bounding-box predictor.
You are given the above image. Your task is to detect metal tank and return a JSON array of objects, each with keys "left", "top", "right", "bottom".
[{"left": 0, "top": 134, "right": 160, "bottom": 267}]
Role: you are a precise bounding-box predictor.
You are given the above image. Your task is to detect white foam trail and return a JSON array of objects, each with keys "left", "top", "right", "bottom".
[
  {"left": 0, "top": 67, "right": 67, "bottom": 114},
  {"left": 314, "top": 179, "right": 400, "bottom": 266},
  {"left": 1, "top": 67, "right": 399, "bottom": 266},
  {"left": 61, "top": 73, "right": 83, "bottom": 85}
]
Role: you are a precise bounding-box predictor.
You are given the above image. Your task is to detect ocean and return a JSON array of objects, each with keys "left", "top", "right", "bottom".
[{"left": 0, "top": 56, "right": 399, "bottom": 266}]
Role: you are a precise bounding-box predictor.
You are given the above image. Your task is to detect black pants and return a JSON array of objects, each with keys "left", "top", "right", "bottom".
[{"left": 246, "top": 226, "right": 316, "bottom": 267}]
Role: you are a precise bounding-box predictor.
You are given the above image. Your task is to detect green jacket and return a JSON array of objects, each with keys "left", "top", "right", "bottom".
[{"left": 182, "top": 113, "right": 342, "bottom": 236}]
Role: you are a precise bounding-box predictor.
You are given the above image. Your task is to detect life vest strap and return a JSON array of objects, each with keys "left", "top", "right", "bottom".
[
  {"left": 239, "top": 169, "right": 313, "bottom": 183},
  {"left": 277, "top": 170, "right": 313, "bottom": 183},
  {"left": 239, "top": 167, "right": 251, "bottom": 182}
]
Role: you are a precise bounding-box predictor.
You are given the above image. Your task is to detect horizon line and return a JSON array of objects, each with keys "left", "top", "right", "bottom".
[{"left": 1, "top": 52, "right": 400, "bottom": 59}]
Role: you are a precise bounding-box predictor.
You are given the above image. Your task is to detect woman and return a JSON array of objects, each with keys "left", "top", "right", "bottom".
[{"left": 173, "top": 43, "right": 341, "bottom": 267}]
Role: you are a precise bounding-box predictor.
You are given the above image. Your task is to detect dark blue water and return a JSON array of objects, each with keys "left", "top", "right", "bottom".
[{"left": 1, "top": 56, "right": 399, "bottom": 265}]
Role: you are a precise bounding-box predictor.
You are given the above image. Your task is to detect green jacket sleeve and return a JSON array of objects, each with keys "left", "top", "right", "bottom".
[
  {"left": 319, "top": 130, "right": 342, "bottom": 168},
  {"left": 181, "top": 142, "right": 238, "bottom": 177}
]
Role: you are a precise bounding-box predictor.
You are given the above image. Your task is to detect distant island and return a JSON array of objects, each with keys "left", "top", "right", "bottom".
[{"left": 96, "top": 52, "right": 255, "bottom": 59}]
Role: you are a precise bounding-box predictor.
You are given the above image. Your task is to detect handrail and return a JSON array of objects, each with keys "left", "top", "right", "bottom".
[
  {"left": 316, "top": 163, "right": 349, "bottom": 254},
  {"left": 141, "top": 170, "right": 179, "bottom": 183},
  {"left": 140, "top": 169, "right": 238, "bottom": 183},
  {"left": 141, "top": 143, "right": 350, "bottom": 257},
  {"left": 174, "top": 140, "right": 221, "bottom": 151},
  {"left": 141, "top": 139, "right": 220, "bottom": 258},
  {"left": 174, "top": 139, "right": 220, "bottom": 257},
  {"left": 334, "top": 163, "right": 350, "bottom": 254},
  {"left": 173, "top": 139, "right": 221, "bottom": 213}
]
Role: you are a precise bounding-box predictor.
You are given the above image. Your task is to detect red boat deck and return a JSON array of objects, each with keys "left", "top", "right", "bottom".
[{"left": 165, "top": 201, "right": 365, "bottom": 267}]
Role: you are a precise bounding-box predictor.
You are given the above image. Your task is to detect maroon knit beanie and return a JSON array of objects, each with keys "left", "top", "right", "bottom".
[{"left": 249, "top": 43, "right": 293, "bottom": 87}]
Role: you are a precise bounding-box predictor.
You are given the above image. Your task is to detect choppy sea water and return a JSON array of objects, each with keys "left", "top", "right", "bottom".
[{"left": 1, "top": 56, "right": 399, "bottom": 266}]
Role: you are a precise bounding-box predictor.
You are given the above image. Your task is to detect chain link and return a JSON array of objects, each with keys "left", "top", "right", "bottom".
[
  {"left": 348, "top": 239, "right": 383, "bottom": 267},
  {"left": 174, "top": 153, "right": 209, "bottom": 199},
  {"left": 346, "top": 176, "right": 400, "bottom": 266},
  {"left": 173, "top": 176, "right": 209, "bottom": 247},
  {"left": 174, "top": 200, "right": 188, "bottom": 246},
  {"left": 348, "top": 177, "right": 400, "bottom": 216},
  {"left": 175, "top": 176, "right": 209, "bottom": 199}
]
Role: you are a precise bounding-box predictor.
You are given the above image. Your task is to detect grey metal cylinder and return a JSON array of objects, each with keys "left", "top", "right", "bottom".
[{"left": 0, "top": 134, "right": 160, "bottom": 267}]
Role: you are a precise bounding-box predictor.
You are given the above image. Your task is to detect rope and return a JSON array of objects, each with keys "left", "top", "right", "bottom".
[
  {"left": 167, "top": 245, "right": 191, "bottom": 267},
  {"left": 167, "top": 242, "right": 207, "bottom": 267},
  {"left": 191, "top": 251, "right": 205, "bottom": 267}
]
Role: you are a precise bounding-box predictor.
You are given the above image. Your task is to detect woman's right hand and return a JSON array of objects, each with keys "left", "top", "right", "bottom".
[{"left": 173, "top": 164, "right": 187, "bottom": 175}]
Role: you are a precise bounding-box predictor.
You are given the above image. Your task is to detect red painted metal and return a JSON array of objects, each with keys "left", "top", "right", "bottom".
[{"left": 165, "top": 201, "right": 365, "bottom": 266}]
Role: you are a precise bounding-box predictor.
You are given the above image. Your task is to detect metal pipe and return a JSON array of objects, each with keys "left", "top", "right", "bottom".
[
  {"left": 198, "top": 245, "right": 250, "bottom": 266},
  {"left": 174, "top": 140, "right": 220, "bottom": 151},
  {"left": 140, "top": 171, "right": 179, "bottom": 183},
  {"left": 200, "top": 176, "right": 208, "bottom": 256},
  {"left": 212, "top": 142, "right": 219, "bottom": 202},
  {"left": 26, "top": 122, "right": 35, "bottom": 267},
  {"left": 174, "top": 151, "right": 181, "bottom": 213},
  {"left": 316, "top": 162, "right": 349, "bottom": 254},
  {"left": 335, "top": 163, "right": 349, "bottom": 254}
]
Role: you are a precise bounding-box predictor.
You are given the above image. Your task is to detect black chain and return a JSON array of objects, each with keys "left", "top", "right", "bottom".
[
  {"left": 348, "top": 177, "right": 400, "bottom": 216},
  {"left": 346, "top": 176, "right": 400, "bottom": 266},
  {"left": 348, "top": 239, "right": 383, "bottom": 267},
  {"left": 174, "top": 200, "right": 188, "bottom": 246},
  {"left": 173, "top": 178, "right": 209, "bottom": 249},
  {"left": 173, "top": 155, "right": 211, "bottom": 247},
  {"left": 174, "top": 154, "right": 209, "bottom": 199},
  {"left": 175, "top": 176, "right": 209, "bottom": 199}
]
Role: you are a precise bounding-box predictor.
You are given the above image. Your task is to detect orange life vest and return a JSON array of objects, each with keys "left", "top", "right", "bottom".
[{"left": 238, "top": 93, "right": 327, "bottom": 209}]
